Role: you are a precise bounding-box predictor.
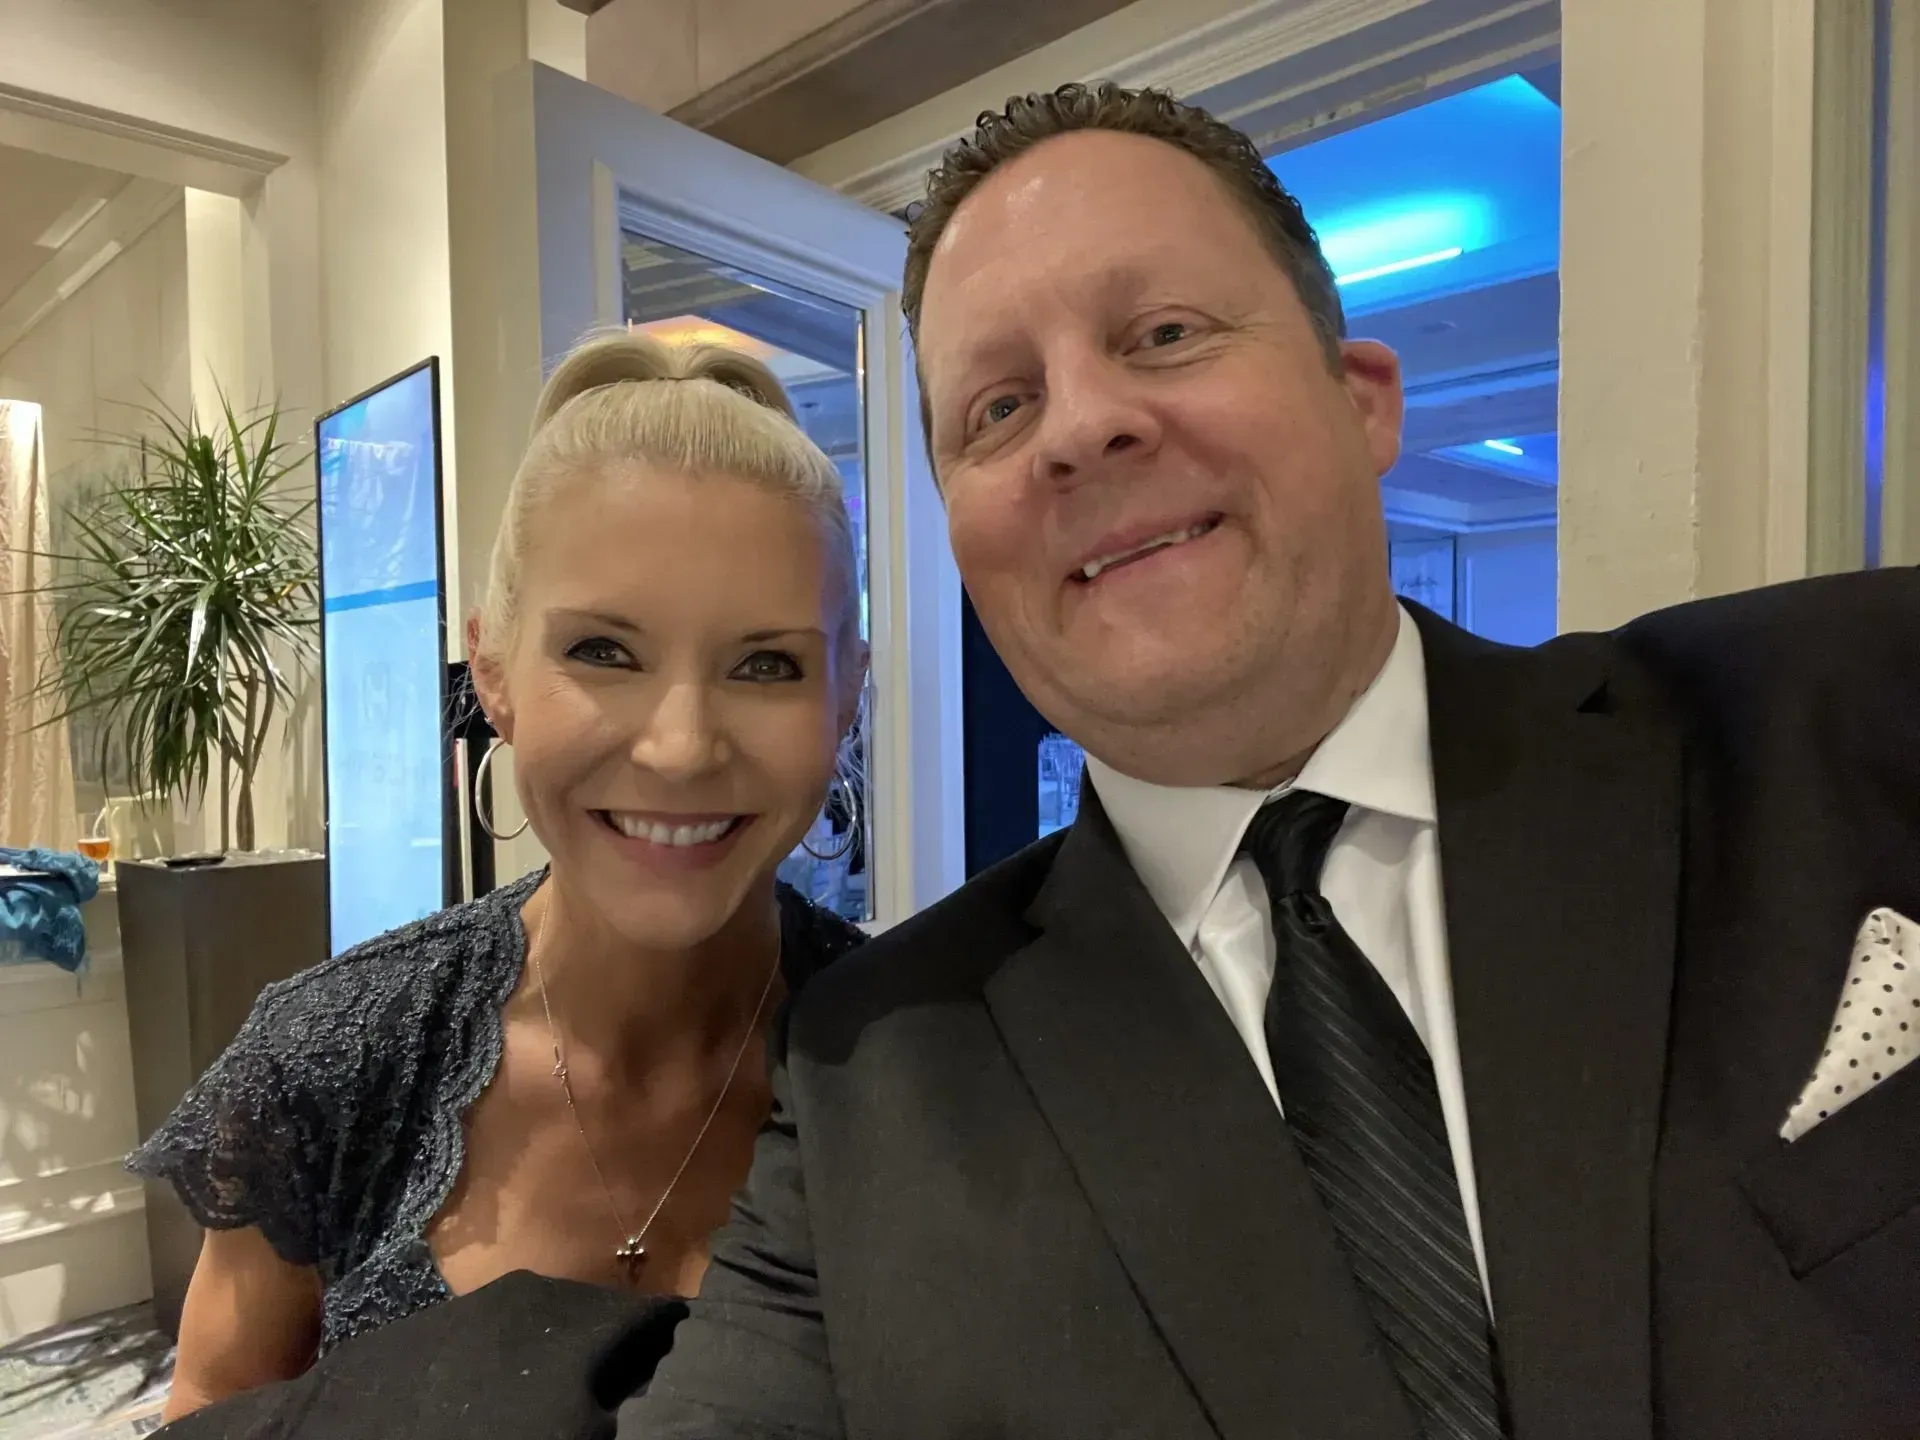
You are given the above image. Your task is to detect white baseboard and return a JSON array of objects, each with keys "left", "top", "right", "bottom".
[{"left": 0, "top": 1202, "right": 151, "bottom": 1344}]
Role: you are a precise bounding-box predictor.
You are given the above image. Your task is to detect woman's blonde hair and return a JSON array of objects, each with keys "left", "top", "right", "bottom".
[{"left": 478, "top": 329, "right": 862, "bottom": 680}]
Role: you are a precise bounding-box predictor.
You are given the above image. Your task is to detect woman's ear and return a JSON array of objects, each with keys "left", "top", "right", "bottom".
[
  {"left": 838, "top": 642, "right": 871, "bottom": 737},
  {"left": 467, "top": 612, "right": 515, "bottom": 745}
]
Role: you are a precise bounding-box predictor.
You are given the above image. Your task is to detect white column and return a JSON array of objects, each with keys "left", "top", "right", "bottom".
[{"left": 1557, "top": 0, "right": 1878, "bottom": 632}]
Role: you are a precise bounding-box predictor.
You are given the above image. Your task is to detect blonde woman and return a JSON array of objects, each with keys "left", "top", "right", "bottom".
[{"left": 132, "top": 333, "right": 870, "bottom": 1421}]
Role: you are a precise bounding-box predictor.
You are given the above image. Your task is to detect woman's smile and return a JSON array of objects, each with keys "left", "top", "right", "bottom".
[{"left": 592, "top": 806, "right": 757, "bottom": 873}]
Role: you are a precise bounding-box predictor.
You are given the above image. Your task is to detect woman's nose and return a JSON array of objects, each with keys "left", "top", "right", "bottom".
[{"left": 631, "top": 681, "right": 728, "bottom": 778}]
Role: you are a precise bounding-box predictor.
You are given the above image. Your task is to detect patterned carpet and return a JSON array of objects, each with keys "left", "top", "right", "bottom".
[{"left": 0, "top": 1306, "right": 172, "bottom": 1440}]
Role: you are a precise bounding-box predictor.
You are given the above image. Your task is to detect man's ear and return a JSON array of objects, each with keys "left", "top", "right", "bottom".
[
  {"left": 1340, "top": 339, "right": 1405, "bottom": 480},
  {"left": 467, "top": 612, "right": 514, "bottom": 745}
]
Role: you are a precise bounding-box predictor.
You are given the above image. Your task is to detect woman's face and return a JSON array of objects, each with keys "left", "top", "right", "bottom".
[{"left": 476, "top": 463, "right": 859, "bottom": 950}]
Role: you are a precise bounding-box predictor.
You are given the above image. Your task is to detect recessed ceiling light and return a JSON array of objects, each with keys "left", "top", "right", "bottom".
[{"left": 1483, "top": 439, "right": 1524, "bottom": 456}]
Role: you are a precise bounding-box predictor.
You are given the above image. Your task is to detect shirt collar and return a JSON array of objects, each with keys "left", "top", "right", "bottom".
[{"left": 1084, "top": 605, "right": 1435, "bottom": 949}]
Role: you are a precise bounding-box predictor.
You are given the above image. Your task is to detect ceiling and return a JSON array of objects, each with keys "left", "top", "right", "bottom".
[
  {"left": 0, "top": 145, "right": 132, "bottom": 321},
  {"left": 1269, "top": 70, "right": 1563, "bottom": 536}
]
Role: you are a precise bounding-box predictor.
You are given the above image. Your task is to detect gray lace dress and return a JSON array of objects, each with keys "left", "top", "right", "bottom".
[{"left": 127, "top": 871, "right": 866, "bottom": 1355}]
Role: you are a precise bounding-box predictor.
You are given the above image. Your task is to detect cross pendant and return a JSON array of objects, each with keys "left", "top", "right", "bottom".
[{"left": 615, "top": 1235, "right": 647, "bottom": 1280}]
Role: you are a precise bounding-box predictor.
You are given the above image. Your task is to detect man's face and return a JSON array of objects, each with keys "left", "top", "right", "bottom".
[{"left": 918, "top": 130, "right": 1406, "bottom": 788}]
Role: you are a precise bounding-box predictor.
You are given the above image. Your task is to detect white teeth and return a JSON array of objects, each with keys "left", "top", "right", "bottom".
[
  {"left": 606, "top": 813, "right": 735, "bottom": 846},
  {"left": 1078, "top": 520, "right": 1217, "bottom": 581}
]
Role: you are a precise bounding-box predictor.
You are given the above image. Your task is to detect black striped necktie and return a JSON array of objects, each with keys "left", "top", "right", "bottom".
[{"left": 1241, "top": 790, "right": 1507, "bottom": 1440}]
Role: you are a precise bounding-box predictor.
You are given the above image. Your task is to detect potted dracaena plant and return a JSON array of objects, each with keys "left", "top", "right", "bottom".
[
  {"left": 24, "top": 392, "right": 333, "bottom": 1337},
  {"left": 37, "top": 394, "right": 318, "bottom": 853}
]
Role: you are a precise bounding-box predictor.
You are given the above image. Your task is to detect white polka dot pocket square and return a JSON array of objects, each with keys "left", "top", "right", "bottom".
[{"left": 1781, "top": 907, "right": 1920, "bottom": 1142}]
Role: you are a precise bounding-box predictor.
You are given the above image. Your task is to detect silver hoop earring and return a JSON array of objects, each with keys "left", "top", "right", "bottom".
[
  {"left": 473, "top": 741, "right": 529, "bottom": 842},
  {"left": 800, "top": 772, "right": 859, "bottom": 862}
]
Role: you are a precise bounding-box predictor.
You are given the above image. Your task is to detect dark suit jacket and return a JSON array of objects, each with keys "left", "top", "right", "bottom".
[
  {"left": 155, "top": 1273, "right": 680, "bottom": 1440},
  {"left": 622, "top": 569, "right": 1920, "bottom": 1440}
]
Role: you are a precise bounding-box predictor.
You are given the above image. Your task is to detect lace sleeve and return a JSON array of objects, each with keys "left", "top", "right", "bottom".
[{"left": 127, "top": 978, "right": 343, "bottom": 1269}]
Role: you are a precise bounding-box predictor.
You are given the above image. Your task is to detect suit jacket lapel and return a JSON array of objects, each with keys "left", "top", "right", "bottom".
[
  {"left": 1415, "top": 608, "right": 1681, "bottom": 1440},
  {"left": 984, "top": 793, "right": 1419, "bottom": 1440}
]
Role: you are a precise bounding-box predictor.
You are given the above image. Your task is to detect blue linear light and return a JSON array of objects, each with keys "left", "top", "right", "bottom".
[
  {"left": 1483, "top": 439, "right": 1525, "bottom": 456},
  {"left": 1335, "top": 247, "right": 1464, "bottom": 287},
  {"left": 1314, "top": 196, "right": 1492, "bottom": 292}
]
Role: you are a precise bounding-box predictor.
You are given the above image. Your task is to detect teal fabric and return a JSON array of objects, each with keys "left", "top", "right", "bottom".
[{"left": 0, "top": 847, "right": 100, "bottom": 973}]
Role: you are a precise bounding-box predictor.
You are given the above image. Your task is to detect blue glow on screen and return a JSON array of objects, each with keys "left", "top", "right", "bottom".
[{"left": 317, "top": 365, "right": 446, "bottom": 955}]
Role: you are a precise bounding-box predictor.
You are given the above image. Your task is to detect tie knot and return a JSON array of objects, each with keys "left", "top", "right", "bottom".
[{"left": 1239, "top": 789, "right": 1350, "bottom": 897}]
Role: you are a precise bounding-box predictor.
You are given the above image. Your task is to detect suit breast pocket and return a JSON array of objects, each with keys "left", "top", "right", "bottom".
[{"left": 1738, "top": 1058, "right": 1920, "bottom": 1376}]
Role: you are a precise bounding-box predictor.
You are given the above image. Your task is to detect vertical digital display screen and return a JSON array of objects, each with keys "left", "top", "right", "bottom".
[{"left": 316, "top": 361, "right": 448, "bottom": 955}]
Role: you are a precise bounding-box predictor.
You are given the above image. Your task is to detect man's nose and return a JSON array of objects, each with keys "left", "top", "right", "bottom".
[
  {"left": 631, "top": 680, "right": 728, "bottom": 779},
  {"left": 1030, "top": 352, "right": 1161, "bottom": 487}
]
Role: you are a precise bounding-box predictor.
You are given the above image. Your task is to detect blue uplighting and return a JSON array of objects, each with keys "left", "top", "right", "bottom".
[{"left": 1273, "top": 74, "right": 1562, "bottom": 312}]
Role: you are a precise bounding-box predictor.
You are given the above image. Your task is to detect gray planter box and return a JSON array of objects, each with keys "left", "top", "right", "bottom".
[{"left": 117, "top": 851, "right": 327, "bottom": 1337}]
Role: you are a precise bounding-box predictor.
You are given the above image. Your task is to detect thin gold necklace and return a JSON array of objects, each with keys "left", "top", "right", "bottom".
[{"left": 526, "top": 891, "right": 782, "bottom": 1281}]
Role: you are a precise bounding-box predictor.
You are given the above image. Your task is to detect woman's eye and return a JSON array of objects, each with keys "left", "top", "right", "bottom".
[
  {"left": 982, "top": 394, "right": 1023, "bottom": 427},
  {"left": 1146, "top": 321, "right": 1190, "bottom": 347},
  {"left": 733, "top": 650, "right": 802, "bottom": 683},
  {"left": 565, "top": 637, "right": 632, "bottom": 668}
]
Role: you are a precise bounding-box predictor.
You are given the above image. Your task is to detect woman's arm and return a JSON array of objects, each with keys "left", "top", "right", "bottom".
[{"left": 162, "top": 1225, "right": 324, "bottom": 1422}]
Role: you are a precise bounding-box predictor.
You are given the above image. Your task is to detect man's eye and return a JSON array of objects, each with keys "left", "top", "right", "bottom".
[
  {"left": 1147, "top": 321, "right": 1189, "bottom": 347},
  {"left": 566, "top": 637, "right": 632, "bottom": 668},
  {"left": 733, "top": 650, "right": 803, "bottom": 683}
]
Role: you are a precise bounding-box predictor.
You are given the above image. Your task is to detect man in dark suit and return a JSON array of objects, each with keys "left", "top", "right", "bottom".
[{"left": 616, "top": 83, "right": 1920, "bottom": 1440}]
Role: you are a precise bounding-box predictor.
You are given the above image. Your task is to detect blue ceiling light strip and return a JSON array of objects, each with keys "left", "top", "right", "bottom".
[{"left": 1334, "top": 247, "right": 1464, "bottom": 286}]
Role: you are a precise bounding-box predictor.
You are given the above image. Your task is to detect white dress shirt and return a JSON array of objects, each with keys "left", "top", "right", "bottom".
[{"left": 1083, "top": 605, "right": 1493, "bottom": 1306}]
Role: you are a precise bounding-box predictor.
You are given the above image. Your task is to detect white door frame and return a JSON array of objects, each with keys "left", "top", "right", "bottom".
[
  {"left": 506, "top": 62, "right": 966, "bottom": 928},
  {"left": 1875, "top": 0, "right": 1920, "bottom": 567}
]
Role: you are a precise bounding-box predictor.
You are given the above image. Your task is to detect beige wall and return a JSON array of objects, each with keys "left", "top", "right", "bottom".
[
  {"left": 0, "top": 204, "right": 191, "bottom": 507},
  {"left": 528, "top": 0, "right": 590, "bottom": 76},
  {"left": 317, "top": 0, "right": 459, "bottom": 478},
  {"left": 0, "top": 0, "right": 318, "bottom": 159}
]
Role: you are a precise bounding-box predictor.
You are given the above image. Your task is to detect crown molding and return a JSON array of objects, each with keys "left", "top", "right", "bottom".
[
  {"left": 0, "top": 81, "right": 284, "bottom": 198},
  {"left": 815, "top": 0, "right": 1425, "bottom": 212},
  {"left": 808, "top": 0, "right": 1553, "bottom": 215}
]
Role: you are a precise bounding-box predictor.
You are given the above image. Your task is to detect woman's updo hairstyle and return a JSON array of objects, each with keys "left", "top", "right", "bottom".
[{"left": 477, "top": 328, "right": 862, "bottom": 682}]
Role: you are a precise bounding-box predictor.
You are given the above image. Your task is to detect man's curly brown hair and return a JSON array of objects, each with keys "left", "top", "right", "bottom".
[{"left": 902, "top": 83, "right": 1347, "bottom": 371}]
